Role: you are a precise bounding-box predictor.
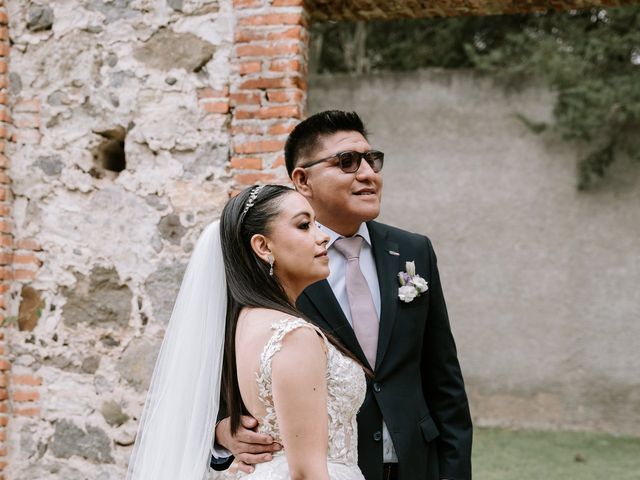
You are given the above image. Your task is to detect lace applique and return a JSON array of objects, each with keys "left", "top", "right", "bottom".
[{"left": 254, "top": 318, "right": 366, "bottom": 467}]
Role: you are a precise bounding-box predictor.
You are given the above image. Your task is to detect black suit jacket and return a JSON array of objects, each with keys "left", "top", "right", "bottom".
[{"left": 297, "top": 220, "right": 472, "bottom": 480}]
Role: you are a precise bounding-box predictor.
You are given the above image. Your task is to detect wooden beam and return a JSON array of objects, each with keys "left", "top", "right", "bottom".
[{"left": 306, "top": 0, "right": 640, "bottom": 22}]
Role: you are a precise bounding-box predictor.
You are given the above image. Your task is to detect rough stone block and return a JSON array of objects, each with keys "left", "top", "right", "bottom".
[
  {"left": 134, "top": 28, "right": 215, "bottom": 72},
  {"left": 62, "top": 267, "right": 132, "bottom": 328},
  {"left": 49, "top": 419, "right": 114, "bottom": 463}
]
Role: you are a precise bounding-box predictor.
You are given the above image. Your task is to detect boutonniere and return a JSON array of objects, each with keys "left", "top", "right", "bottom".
[{"left": 398, "top": 261, "right": 428, "bottom": 303}]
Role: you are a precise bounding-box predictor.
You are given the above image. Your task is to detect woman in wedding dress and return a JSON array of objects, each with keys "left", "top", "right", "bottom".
[{"left": 127, "top": 185, "right": 366, "bottom": 480}]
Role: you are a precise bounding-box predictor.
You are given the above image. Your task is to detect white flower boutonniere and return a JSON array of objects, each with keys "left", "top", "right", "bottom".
[{"left": 398, "top": 261, "right": 428, "bottom": 303}]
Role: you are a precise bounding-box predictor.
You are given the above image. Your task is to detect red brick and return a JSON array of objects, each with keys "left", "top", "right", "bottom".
[
  {"left": 237, "top": 105, "right": 301, "bottom": 120},
  {"left": 0, "top": 63, "right": 6, "bottom": 75},
  {"left": 273, "top": 0, "right": 303, "bottom": 4},
  {"left": 272, "top": 155, "right": 286, "bottom": 168},
  {"left": 14, "top": 253, "right": 40, "bottom": 265},
  {"left": 197, "top": 87, "right": 229, "bottom": 99},
  {"left": 0, "top": 375, "right": 6, "bottom": 388},
  {"left": 0, "top": 391, "right": 5, "bottom": 401},
  {"left": 13, "top": 99, "right": 41, "bottom": 113},
  {"left": 270, "top": 59, "right": 304, "bottom": 73},
  {"left": 230, "top": 157, "right": 263, "bottom": 170},
  {"left": 13, "top": 269, "right": 36, "bottom": 281},
  {"left": 0, "top": 252, "right": 10, "bottom": 265},
  {"left": 11, "top": 375, "right": 42, "bottom": 386},
  {"left": 235, "top": 172, "right": 278, "bottom": 185},
  {"left": 0, "top": 12, "right": 8, "bottom": 25},
  {"left": 238, "top": 13, "right": 303, "bottom": 26},
  {"left": 0, "top": 44, "right": 8, "bottom": 57},
  {"left": 233, "top": 0, "right": 263, "bottom": 7},
  {"left": 0, "top": 75, "right": 7, "bottom": 89},
  {"left": 231, "top": 123, "right": 264, "bottom": 135},
  {"left": 236, "top": 42, "right": 300, "bottom": 58},
  {"left": 0, "top": 27, "right": 8, "bottom": 40},
  {"left": 14, "top": 407, "right": 40, "bottom": 417},
  {"left": 0, "top": 206, "right": 9, "bottom": 217},
  {"left": 230, "top": 91, "right": 262, "bottom": 106},
  {"left": 12, "top": 130, "right": 42, "bottom": 145},
  {"left": 0, "top": 235, "right": 11, "bottom": 247},
  {"left": 238, "top": 61, "right": 262, "bottom": 75},
  {"left": 266, "top": 89, "right": 304, "bottom": 104},
  {"left": 0, "top": 93, "right": 6, "bottom": 105},
  {"left": 0, "top": 429, "right": 5, "bottom": 441},
  {"left": 13, "top": 114, "right": 40, "bottom": 129},
  {"left": 235, "top": 139, "right": 284, "bottom": 154},
  {"left": 13, "top": 390, "right": 40, "bottom": 402},
  {"left": 0, "top": 361, "right": 9, "bottom": 372},
  {"left": 240, "top": 76, "right": 304, "bottom": 90},
  {"left": 235, "top": 26, "right": 303, "bottom": 43},
  {"left": 201, "top": 101, "right": 230, "bottom": 114},
  {"left": 0, "top": 172, "right": 8, "bottom": 184},
  {"left": 16, "top": 238, "right": 41, "bottom": 251},
  {"left": 0, "top": 220, "right": 9, "bottom": 233},
  {"left": 0, "top": 267, "right": 10, "bottom": 280},
  {"left": 268, "top": 121, "right": 297, "bottom": 135},
  {"left": 0, "top": 154, "right": 8, "bottom": 168}
]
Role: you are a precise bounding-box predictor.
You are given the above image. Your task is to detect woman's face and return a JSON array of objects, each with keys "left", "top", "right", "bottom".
[{"left": 263, "top": 191, "right": 330, "bottom": 299}]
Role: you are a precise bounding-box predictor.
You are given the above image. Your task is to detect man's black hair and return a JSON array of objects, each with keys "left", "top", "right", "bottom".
[{"left": 284, "top": 110, "right": 368, "bottom": 177}]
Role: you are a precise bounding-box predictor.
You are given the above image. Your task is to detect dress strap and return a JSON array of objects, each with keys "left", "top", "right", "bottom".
[{"left": 255, "top": 318, "right": 327, "bottom": 439}]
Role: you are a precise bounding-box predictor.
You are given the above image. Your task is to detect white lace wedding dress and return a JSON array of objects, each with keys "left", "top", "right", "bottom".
[{"left": 217, "top": 318, "right": 366, "bottom": 479}]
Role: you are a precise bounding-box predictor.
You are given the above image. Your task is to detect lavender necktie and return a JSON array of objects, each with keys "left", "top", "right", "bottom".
[{"left": 333, "top": 236, "right": 379, "bottom": 368}]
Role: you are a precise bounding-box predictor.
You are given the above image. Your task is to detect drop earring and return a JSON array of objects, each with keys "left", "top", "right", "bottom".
[{"left": 268, "top": 254, "right": 274, "bottom": 276}]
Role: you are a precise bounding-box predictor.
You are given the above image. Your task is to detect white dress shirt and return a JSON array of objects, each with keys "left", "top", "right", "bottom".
[{"left": 318, "top": 222, "right": 398, "bottom": 464}]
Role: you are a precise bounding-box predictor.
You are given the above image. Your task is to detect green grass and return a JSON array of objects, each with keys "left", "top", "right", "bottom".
[{"left": 473, "top": 427, "right": 640, "bottom": 480}]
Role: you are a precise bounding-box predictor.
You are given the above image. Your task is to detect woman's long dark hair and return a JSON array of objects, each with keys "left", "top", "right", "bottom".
[{"left": 219, "top": 184, "right": 367, "bottom": 435}]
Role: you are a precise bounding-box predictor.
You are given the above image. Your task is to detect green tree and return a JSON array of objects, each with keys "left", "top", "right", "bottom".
[{"left": 310, "top": 7, "right": 640, "bottom": 189}]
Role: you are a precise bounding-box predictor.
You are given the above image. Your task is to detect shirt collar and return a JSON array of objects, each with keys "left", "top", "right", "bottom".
[{"left": 316, "top": 222, "right": 371, "bottom": 249}]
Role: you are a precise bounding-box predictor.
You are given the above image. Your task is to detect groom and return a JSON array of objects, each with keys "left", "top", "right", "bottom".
[{"left": 215, "top": 110, "right": 472, "bottom": 479}]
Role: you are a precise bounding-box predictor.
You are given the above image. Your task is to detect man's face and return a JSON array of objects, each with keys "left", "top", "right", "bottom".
[{"left": 293, "top": 130, "right": 383, "bottom": 236}]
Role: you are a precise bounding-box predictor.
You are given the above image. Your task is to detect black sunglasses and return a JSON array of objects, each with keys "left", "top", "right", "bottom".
[{"left": 300, "top": 150, "right": 384, "bottom": 173}]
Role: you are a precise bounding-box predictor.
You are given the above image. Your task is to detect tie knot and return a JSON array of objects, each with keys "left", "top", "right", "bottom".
[{"left": 333, "top": 235, "right": 364, "bottom": 260}]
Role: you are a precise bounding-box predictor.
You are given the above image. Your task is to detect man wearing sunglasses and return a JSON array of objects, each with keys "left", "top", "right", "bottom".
[{"left": 213, "top": 111, "right": 472, "bottom": 480}]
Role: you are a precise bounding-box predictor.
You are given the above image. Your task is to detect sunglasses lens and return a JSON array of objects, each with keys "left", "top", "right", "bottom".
[
  {"left": 364, "top": 151, "right": 384, "bottom": 172},
  {"left": 339, "top": 152, "right": 361, "bottom": 173}
]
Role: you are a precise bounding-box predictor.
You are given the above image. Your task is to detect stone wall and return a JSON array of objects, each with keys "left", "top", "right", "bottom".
[
  {"left": 0, "top": 0, "right": 636, "bottom": 477},
  {"left": 308, "top": 70, "right": 640, "bottom": 437},
  {"left": 4, "top": 1, "right": 233, "bottom": 478}
]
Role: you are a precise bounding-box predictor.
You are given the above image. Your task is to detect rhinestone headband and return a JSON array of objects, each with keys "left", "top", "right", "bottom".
[{"left": 241, "top": 185, "right": 266, "bottom": 216}]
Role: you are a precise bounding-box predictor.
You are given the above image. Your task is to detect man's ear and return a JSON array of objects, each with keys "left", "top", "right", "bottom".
[
  {"left": 249, "top": 233, "right": 272, "bottom": 263},
  {"left": 291, "top": 167, "right": 312, "bottom": 198}
]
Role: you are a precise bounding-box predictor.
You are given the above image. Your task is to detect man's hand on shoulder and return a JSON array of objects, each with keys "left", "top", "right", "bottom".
[{"left": 215, "top": 415, "right": 282, "bottom": 474}]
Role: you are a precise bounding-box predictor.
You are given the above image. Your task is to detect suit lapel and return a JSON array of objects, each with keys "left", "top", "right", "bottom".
[
  {"left": 302, "top": 279, "right": 369, "bottom": 366},
  {"left": 368, "top": 222, "right": 399, "bottom": 371}
]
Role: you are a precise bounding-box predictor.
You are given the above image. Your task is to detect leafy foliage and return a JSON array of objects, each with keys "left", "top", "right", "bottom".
[{"left": 310, "top": 8, "right": 640, "bottom": 189}]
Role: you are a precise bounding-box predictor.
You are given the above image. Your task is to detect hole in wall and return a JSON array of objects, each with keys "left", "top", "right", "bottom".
[{"left": 90, "top": 125, "right": 127, "bottom": 178}]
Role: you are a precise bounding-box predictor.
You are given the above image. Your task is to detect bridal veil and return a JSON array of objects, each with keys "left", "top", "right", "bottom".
[{"left": 127, "top": 221, "right": 227, "bottom": 479}]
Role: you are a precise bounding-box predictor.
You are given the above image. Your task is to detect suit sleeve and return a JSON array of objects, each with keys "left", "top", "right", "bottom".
[
  {"left": 209, "top": 384, "right": 235, "bottom": 471},
  {"left": 421, "top": 237, "right": 473, "bottom": 479}
]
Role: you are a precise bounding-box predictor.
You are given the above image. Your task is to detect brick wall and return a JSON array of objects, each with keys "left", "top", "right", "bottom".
[
  {"left": 0, "top": 2, "right": 9, "bottom": 476},
  {"left": 230, "top": 0, "right": 308, "bottom": 189}
]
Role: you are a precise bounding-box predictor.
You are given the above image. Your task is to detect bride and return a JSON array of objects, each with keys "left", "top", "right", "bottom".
[{"left": 127, "top": 184, "right": 366, "bottom": 480}]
